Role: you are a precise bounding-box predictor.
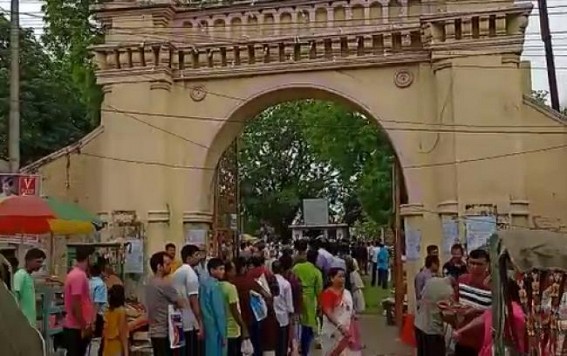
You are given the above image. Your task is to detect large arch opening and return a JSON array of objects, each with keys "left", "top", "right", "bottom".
[
  {"left": 206, "top": 85, "right": 410, "bottom": 250},
  {"left": 204, "top": 86, "right": 412, "bottom": 329}
]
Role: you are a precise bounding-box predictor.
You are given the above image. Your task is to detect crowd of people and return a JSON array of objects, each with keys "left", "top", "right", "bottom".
[
  {"left": 413, "top": 243, "right": 526, "bottom": 356},
  {"left": 3, "top": 236, "right": 526, "bottom": 356},
  {"left": 146, "top": 238, "right": 369, "bottom": 356}
]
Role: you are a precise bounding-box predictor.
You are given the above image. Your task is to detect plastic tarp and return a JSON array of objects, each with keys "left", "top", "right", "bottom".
[
  {"left": 0, "top": 280, "right": 45, "bottom": 355},
  {"left": 500, "top": 229, "right": 567, "bottom": 272}
]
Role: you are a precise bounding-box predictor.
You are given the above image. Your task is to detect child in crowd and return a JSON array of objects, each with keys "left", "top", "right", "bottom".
[{"left": 102, "top": 285, "right": 129, "bottom": 356}]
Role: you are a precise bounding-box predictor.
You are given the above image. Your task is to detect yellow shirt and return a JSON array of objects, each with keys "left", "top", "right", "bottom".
[
  {"left": 170, "top": 259, "right": 182, "bottom": 274},
  {"left": 103, "top": 307, "right": 127, "bottom": 356},
  {"left": 220, "top": 281, "right": 241, "bottom": 338}
]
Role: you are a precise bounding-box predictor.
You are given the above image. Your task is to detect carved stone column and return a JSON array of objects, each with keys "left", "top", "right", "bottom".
[
  {"left": 147, "top": 210, "right": 170, "bottom": 255},
  {"left": 401, "top": 203, "right": 425, "bottom": 314},
  {"left": 437, "top": 200, "right": 459, "bottom": 262}
]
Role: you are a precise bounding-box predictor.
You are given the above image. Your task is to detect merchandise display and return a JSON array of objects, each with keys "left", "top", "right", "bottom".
[{"left": 35, "top": 282, "right": 64, "bottom": 353}]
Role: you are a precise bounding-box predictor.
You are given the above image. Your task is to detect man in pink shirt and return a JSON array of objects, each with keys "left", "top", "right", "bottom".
[{"left": 63, "top": 245, "right": 95, "bottom": 356}]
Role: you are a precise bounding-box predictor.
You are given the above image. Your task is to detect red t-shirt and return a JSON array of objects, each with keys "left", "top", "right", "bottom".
[{"left": 231, "top": 275, "right": 258, "bottom": 326}]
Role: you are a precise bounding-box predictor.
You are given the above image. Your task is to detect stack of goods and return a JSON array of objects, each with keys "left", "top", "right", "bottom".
[{"left": 125, "top": 302, "right": 151, "bottom": 354}]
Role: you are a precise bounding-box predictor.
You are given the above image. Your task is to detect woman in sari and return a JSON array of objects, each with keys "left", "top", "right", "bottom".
[{"left": 319, "top": 267, "right": 361, "bottom": 356}]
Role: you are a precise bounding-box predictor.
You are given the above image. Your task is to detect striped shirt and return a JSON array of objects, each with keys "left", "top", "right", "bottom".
[{"left": 458, "top": 275, "right": 492, "bottom": 310}]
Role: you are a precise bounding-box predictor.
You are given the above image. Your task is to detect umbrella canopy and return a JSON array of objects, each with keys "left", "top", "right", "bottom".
[{"left": 0, "top": 195, "right": 101, "bottom": 235}]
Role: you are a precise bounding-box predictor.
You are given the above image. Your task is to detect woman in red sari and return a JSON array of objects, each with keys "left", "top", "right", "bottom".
[{"left": 319, "top": 267, "right": 361, "bottom": 356}]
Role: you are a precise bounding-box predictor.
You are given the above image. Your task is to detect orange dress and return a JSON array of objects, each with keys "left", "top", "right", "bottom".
[{"left": 103, "top": 307, "right": 127, "bottom": 356}]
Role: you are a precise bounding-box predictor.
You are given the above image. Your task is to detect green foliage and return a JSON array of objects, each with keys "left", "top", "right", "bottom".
[
  {"left": 352, "top": 212, "right": 385, "bottom": 240},
  {"left": 237, "top": 102, "right": 341, "bottom": 240},
  {"left": 531, "top": 90, "right": 567, "bottom": 115},
  {"left": 238, "top": 100, "right": 394, "bottom": 239},
  {"left": 531, "top": 90, "right": 548, "bottom": 105},
  {"left": 42, "top": 0, "right": 103, "bottom": 126},
  {"left": 299, "top": 101, "right": 394, "bottom": 226},
  {"left": 0, "top": 15, "right": 93, "bottom": 164}
]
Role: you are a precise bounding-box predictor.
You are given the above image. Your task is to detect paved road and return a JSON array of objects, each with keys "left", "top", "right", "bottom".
[{"left": 313, "top": 314, "right": 413, "bottom": 356}]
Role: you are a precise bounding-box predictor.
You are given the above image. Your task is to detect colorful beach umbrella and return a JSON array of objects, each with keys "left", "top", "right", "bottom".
[{"left": 0, "top": 195, "right": 101, "bottom": 235}]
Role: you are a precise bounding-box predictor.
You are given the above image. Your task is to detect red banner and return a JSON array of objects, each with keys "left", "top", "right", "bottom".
[
  {"left": 18, "top": 175, "right": 39, "bottom": 196},
  {"left": 0, "top": 174, "right": 41, "bottom": 197}
]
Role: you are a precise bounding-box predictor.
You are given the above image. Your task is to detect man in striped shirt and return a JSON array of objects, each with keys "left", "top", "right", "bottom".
[{"left": 455, "top": 249, "right": 491, "bottom": 356}]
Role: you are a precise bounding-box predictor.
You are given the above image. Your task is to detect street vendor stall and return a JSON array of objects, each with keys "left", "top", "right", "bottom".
[
  {"left": 35, "top": 280, "right": 64, "bottom": 354},
  {"left": 490, "top": 230, "right": 567, "bottom": 356},
  {"left": 0, "top": 195, "right": 101, "bottom": 353},
  {"left": 66, "top": 240, "right": 130, "bottom": 280}
]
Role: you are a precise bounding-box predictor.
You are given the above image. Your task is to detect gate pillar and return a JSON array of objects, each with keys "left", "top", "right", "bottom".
[{"left": 401, "top": 203, "right": 425, "bottom": 313}]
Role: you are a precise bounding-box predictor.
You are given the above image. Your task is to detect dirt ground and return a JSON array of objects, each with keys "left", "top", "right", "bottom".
[{"left": 312, "top": 314, "right": 413, "bottom": 356}]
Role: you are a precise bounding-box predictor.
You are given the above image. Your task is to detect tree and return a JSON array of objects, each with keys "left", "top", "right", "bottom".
[
  {"left": 531, "top": 90, "right": 567, "bottom": 115},
  {"left": 0, "top": 15, "right": 93, "bottom": 164},
  {"left": 237, "top": 102, "right": 340, "bottom": 240},
  {"left": 236, "top": 100, "right": 394, "bottom": 240},
  {"left": 42, "top": 0, "right": 103, "bottom": 126},
  {"left": 298, "top": 101, "right": 395, "bottom": 228}
]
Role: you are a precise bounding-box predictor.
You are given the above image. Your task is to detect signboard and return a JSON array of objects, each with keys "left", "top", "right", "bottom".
[
  {"left": 124, "top": 239, "right": 144, "bottom": 274},
  {"left": 0, "top": 174, "right": 41, "bottom": 197},
  {"left": 465, "top": 215, "right": 496, "bottom": 252},
  {"left": 185, "top": 229, "right": 207, "bottom": 248},
  {"left": 442, "top": 217, "right": 459, "bottom": 253},
  {"left": 230, "top": 214, "right": 238, "bottom": 231},
  {"left": 303, "top": 198, "right": 329, "bottom": 226},
  {"left": 0, "top": 234, "right": 40, "bottom": 245},
  {"left": 404, "top": 220, "right": 421, "bottom": 261}
]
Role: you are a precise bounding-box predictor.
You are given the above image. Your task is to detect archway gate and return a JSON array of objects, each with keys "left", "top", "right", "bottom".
[{"left": 83, "top": 0, "right": 562, "bottom": 308}]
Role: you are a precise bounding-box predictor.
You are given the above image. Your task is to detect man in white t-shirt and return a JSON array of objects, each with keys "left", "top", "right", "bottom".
[
  {"left": 172, "top": 244, "right": 205, "bottom": 355},
  {"left": 273, "top": 260, "right": 294, "bottom": 356},
  {"left": 370, "top": 241, "right": 379, "bottom": 286}
]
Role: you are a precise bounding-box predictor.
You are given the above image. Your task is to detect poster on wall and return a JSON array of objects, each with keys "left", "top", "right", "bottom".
[
  {"left": 0, "top": 174, "right": 41, "bottom": 197},
  {"left": 404, "top": 220, "right": 422, "bottom": 261},
  {"left": 124, "top": 239, "right": 144, "bottom": 274},
  {"left": 465, "top": 215, "right": 496, "bottom": 252},
  {"left": 185, "top": 229, "right": 207, "bottom": 248},
  {"left": 442, "top": 217, "right": 459, "bottom": 253}
]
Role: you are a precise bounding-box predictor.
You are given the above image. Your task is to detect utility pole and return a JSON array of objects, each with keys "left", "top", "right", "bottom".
[
  {"left": 9, "top": 0, "right": 20, "bottom": 173},
  {"left": 538, "top": 0, "right": 560, "bottom": 111}
]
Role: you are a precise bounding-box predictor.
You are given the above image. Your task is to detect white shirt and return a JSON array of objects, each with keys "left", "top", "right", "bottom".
[
  {"left": 370, "top": 246, "right": 378, "bottom": 263},
  {"left": 172, "top": 264, "right": 200, "bottom": 331},
  {"left": 274, "top": 274, "right": 294, "bottom": 327}
]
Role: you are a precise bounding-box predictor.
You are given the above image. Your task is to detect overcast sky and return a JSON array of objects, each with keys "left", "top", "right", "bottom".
[{"left": 3, "top": 0, "right": 567, "bottom": 105}]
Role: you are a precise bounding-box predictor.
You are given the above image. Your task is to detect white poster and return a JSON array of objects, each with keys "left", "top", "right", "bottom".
[
  {"left": 124, "top": 239, "right": 144, "bottom": 274},
  {"left": 404, "top": 221, "right": 422, "bottom": 261},
  {"left": 442, "top": 217, "right": 459, "bottom": 253},
  {"left": 185, "top": 229, "right": 207, "bottom": 247},
  {"left": 465, "top": 215, "right": 496, "bottom": 252}
]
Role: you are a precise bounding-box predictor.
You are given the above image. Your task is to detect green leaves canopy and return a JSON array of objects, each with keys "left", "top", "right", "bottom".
[
  {"left": 238, "top": 100, "right": 394, "bottom": 239},
  {"left": 0, "top": 15, "right": 94, "bottom": 164}
]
